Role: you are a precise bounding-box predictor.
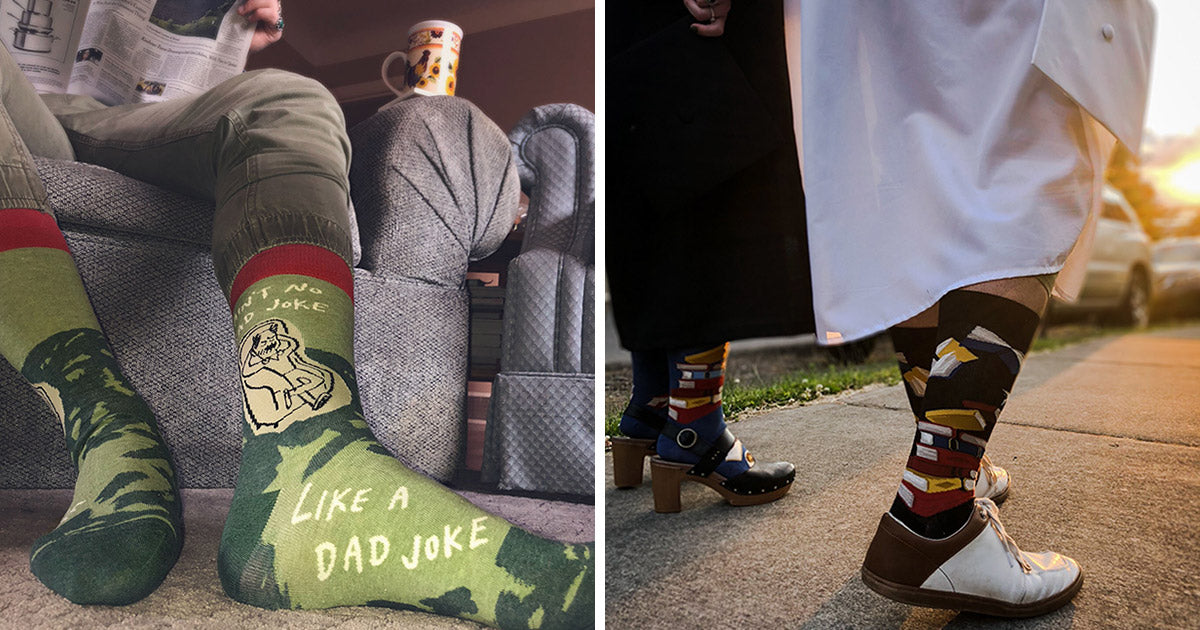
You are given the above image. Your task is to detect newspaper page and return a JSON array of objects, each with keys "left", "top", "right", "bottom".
[
  {"left": 67, "top": 0, "right": 254, "bottom": 105},
  {"left": 1, "top": 0, "right": 92, "bottom": 93}
]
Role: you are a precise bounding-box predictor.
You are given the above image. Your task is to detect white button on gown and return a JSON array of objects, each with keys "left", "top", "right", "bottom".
[{"left": 783, "top": 0, "right": 1154, "bottom": 344}]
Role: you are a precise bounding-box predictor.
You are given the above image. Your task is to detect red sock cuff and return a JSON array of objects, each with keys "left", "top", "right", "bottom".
[
  {"left": 228, "top": 244, "right": 353, "bottom": 307},
  {"left": 0, "top": 209, "right": 69, "bottom": 253}
]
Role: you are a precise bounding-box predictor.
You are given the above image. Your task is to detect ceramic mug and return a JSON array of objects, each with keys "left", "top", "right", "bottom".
[{"left": 381, "top": 20, "right": 463, "bottom": 100}]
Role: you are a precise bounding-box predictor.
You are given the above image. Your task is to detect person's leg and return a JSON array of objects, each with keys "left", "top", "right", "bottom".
[
  {"left": 649, "top": 342, "right": 795, "bottom": 512},
  {"left": 49, "top": 70, "right": 592, "bottom": 625},
  {"left": 863, "top": 276, "right": 1082, "bottom": 616},
  {"left": 0, "top": 43, "right": 74, "bottom": 161},
  {"left": 45, "top": 69, "right": 354, "bottom": 287},
  {"left": 889, "top": 306, "right": 1010, "bottom": 507},
  {"left": 0, "top": 44, "right": 181, "bottom": 606},
  {"left": 890, "top": 278, "right": 1045, "bottom": 538},
  {"left": 221, "top": 247, "right": 592, "bottom": 626}
]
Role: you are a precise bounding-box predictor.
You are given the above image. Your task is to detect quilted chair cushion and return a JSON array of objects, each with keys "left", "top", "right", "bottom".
[{"left": 482, "top": 104, "right": 595, "bottom": 495}]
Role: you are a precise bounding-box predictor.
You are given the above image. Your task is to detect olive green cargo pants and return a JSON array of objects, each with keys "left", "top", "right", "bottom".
[{"left": 0, "top": 43, "right": 353, "bottom": 291}]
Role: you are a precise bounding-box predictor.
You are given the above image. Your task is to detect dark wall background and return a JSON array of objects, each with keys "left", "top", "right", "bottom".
[{"left": 246, "top": 8, "right": 594, "bottom": 130}]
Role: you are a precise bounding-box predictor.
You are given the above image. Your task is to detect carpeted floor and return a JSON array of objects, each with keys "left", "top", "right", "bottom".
[{"left": 0, "top": 488, "right": 593, "bottom": 628}]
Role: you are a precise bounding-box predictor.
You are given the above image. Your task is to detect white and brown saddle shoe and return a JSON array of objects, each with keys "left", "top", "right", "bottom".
[
  {"left": 974, "top": 454, "right": 1010, "bottom": 504},
  {"left": 861, "top": 498, "right": 1082, "bottom": 617}
]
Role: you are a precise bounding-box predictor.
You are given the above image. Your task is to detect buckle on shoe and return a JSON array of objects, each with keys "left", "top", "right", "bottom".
[{"left": 676, "top": 428, "right": 698, "bottom": 449}]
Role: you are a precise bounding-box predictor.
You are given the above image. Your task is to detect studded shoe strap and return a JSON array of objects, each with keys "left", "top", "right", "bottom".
[
  {"left": 688, "top": 429, "right": 736, "bottom": 478},
  {"left": 659, "top": 422, "right": 736, "bottom": 479}
]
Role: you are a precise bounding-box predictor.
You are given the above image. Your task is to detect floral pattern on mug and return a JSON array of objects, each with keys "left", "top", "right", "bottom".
[{"left": 403, "top": 25, "right": 461, "bottom": 96}]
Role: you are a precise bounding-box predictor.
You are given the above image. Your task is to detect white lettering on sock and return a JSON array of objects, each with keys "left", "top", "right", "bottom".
[
  {"left": 469, "top": 517, "right": 489, "bottom": 549},
  {"left": 443, "top": 525, "right": 462, "bottom": 558},
  {"left": 388, "top": 486, "right": 408, "bottom": 510},
  {"left": 316, "top": 542, "right": 336, "bottom": 581},
  {"left": 424, "top": 534, "right": 440, "bottom": 561},
  {"left": 326, "top": 488, "right": 351, "bottom": 520},
  {"left": 369, "top": 535, "right": 390, "bottom": 566},
  {"left": 401, "top": 535, "right": 421, "bottom": 570},
  {"left": 344, "top": 535, "right": 363, "bottom": 574},
  {"left": 263, "top": 297, "right": 328, "bottom": 313},
  {"left": 314, "top": 489, "right": 328, "bottom": 519},
  {"left": 351, "top": 488, "right": 371, "bottom": 513},
  {"left": 291, "top": 483, "right": 314, "bottom": 524}
]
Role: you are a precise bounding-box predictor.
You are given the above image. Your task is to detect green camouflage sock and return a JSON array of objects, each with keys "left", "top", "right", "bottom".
[
  {"left": 0, "top": 209, "right": 182, "bottom": 605},
  {"left": 218, "top": 246, "right": 593, "bottom": 629}
]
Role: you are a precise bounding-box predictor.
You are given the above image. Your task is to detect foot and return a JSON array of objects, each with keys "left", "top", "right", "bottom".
[
  {"left": 862, "top": 498, "right": 1081, "bottom": 617},
  {"left": 974, "top": 454, "right": 1010, "bottom": 504},
  {"left": 23, "top": 329, "right": 182, "bottom": 605},
  {"left": 219, "top": 350, "right": 593, "bottom": 627},
  {"left": 650, "top": 427, "right": 795, "bottom": 512}
]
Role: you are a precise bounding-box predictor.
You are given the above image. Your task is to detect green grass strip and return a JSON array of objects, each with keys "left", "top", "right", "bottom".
[{"left": 604, "top": 360, "right": 899, "bottom": 437}]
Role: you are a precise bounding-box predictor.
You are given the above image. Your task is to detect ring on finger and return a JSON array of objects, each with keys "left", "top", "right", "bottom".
[{"left": 707, "top": 7, "right": 716, "bottom": 22}]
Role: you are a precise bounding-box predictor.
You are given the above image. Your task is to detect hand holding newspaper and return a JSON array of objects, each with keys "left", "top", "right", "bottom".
[{"left": 2, "top": 0, "right": 255, "bottom": 105}]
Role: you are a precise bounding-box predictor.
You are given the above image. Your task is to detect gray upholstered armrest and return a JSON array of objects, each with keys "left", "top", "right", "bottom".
[
  {"left": 481, "top": 104, "right": 595, "bottom": 496},
  {"left": 501, "top": 103, "right": 596, "bottom": 373},
  {"left": 510, "top": 103, "right": 595, "bottom": 263},
  {"left": 347, "top": 96, "right": 520, "bottom": 285}
]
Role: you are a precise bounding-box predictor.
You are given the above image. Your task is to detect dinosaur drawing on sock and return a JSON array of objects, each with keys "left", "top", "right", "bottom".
[{"left": 239, "top": 319, "right": 348, "bottom": 433}]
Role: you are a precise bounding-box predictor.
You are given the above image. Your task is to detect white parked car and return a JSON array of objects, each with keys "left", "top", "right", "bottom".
[
  {"left": 1048, "top": 186, "right": 1153, "bottom": 328},
  {"left": 1151, "top": 237, "right": 1200, "bottom": 318}
]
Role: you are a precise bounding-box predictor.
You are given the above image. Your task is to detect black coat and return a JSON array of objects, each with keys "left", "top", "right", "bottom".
[{"left": 607, "top": 1, "right": 815, "bottom": 351}]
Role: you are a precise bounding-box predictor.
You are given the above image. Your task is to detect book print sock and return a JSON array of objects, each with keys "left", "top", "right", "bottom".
[
  {"left": 618, "top": 350, "right": 669, "bottom": 440},
  {"left": 0, "top": 208, "right": 182, "bottom": 605},
  {"left": 655, "top": 343, "right": 753, "bottom": 478},
  {"left": 889, "top": 326, "right": 937, "bottom": 419},
  {"left": 218, "top": 245, "right": 593, "bottom": 628},
  {"left": 890, "top": 290, "right": 1041, "bottom": 539}
]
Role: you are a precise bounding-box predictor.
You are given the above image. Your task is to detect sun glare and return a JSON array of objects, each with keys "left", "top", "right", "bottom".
[{"left": 1151, "top": 152, "right": 1200, "bottom": 206}]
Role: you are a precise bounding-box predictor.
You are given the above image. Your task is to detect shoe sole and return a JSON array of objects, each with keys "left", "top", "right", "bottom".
[
  {"left": 650, "top": 457, "right": 793, "bottom": 512},
  {"left": 860, "top": 565, "right": 1083, "bottom": 618}
]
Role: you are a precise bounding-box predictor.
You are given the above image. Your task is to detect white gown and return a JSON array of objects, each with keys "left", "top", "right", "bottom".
[{"left": 783, "top": 0, "right": 1154, "bottom": 344}]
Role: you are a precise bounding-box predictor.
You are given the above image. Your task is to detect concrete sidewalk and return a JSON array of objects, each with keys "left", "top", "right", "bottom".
[{"left": 605, "top": 325, "right": 1200, "bottom": 629}]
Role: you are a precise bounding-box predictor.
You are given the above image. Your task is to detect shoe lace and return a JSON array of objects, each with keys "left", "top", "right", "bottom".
[
  {"left": 980, "top": 454, "right": 998, "bottom": 485},
  {"left": 978, "top": 498, "right": 1031, "bottom": 573}
]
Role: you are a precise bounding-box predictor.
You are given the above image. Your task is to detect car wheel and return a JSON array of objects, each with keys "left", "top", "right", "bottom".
[{"left": 1114, "top": 270, "right": 1150, "bottom": 329}]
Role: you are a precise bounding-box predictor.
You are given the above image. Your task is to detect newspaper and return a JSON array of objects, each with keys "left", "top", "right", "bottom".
[{"left": 2, "top": 0, "right": 255, "bottom": 105}]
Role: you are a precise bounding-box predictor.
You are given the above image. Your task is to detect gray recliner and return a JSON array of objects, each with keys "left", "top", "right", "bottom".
[
  {"left": 481, "top": 104, "right": 595, "bottom": 496},
  {"left": 0, "top": 96, "right": 525, "bottom": 490}
]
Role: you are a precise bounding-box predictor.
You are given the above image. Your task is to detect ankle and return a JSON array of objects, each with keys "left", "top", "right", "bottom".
[
  {"left": 888, "top": 496, "right": 975, "bottom": 539},
  {"left": 618, "top": 401, "right": 665, "bottom": 439}
]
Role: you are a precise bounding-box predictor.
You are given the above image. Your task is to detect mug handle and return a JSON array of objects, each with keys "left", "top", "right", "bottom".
[{"left": 381, "top": 51, "right": 410, "bottom": 98}]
